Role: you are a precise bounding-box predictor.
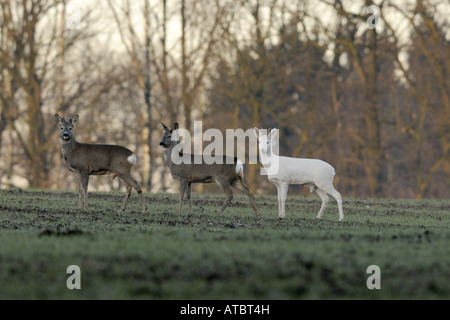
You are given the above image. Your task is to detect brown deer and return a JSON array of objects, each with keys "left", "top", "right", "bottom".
[
  {"left": 159, "top": 122, "right": 259, "bottom": 216},
  {"left": 54, "top": 114, "right": 147, "bottom": 212}
]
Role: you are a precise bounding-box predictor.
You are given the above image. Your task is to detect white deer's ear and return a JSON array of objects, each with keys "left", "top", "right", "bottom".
[
  {"left": 269, "top": 128, "right": 278, "bottom": 139},
  {"left": 173, "top": 123, "right": 179, "bottom": 131},
  {"left": 253, "top": 127, "right": 260, "bottom": 138}
]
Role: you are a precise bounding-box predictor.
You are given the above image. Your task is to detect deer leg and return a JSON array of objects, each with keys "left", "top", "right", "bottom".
[
  {"left": 275, "top": 184, "right": 282, "bottom": 217},
  {"left": 179, "top": 180, "right": 189, "bottom": 213},
  {"left": 121, "top": 183, "right": 132, "bottom": 211},
  {"left": 77, "top": 176, "right": 83, "bottom": 209},
  {"left": 324, "top": 187, "right": 344, "bottom": 221},
  {"left": 80, "top": 173, "right": 89, "bottom": 209},
  {"left": 186, "top": 182, "right": 192, "bottom": 213},
  {"left": 138, "top": 188, "right": 147, "bottom": 213},
  {"left": 215, "top": 179, "right": 233, "bottom": 214},
  {"left": 279, "top": 183, "right": 289, "bottom": 218},
  {"left": 231, "top": 177, "right": 259, "bottom": 216},
  {"left": 118, "top": 174, "right": 147, "bottom": 213},
  {"left": 315, "top": 188, "right": 329, "bottom": 219}
]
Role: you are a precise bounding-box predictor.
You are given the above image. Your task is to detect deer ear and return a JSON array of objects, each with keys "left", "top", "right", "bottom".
[
  {"left": 253, "top": 127, "right": 260, "bottom": 138},
  {"left": 72, "top": 114, "right": 79, "bottom": 126},
  {"left": 161, "top": 122, "right": 169, "bottom": 131},
  {"left": 54, "top": 114, "right": 63, "bottom": 126},
  {"left": 269, "top": 128, "right": 278, "bottom": 139},
  {"left": 173, "top": 123, "right": 179, "bottom": 130}
]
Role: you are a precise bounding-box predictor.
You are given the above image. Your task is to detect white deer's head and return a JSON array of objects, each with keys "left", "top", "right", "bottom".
[
  {"left": 253, "top": 128, "right": 279, "bottom": 157},
  {"left": 253, "top": 128, "right": 280, "bottom": 175}
]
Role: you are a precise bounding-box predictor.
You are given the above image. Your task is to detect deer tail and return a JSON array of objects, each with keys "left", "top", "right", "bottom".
[
  {"left": 236, "top": 159, "right": 244, "bottom": 178},
  {"left": 127, "top": 154, "right": 137, "bottom": 165}
]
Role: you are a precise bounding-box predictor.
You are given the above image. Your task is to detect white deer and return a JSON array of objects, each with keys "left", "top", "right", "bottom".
[{"left": 254, "top": 128, "right": 344, "bottom": 221}]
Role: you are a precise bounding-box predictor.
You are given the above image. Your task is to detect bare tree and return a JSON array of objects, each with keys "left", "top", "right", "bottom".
[
  {"left": 0, "top": 0, "right": 63, "bottom": 188},
  {"left": 0, "top": 0, "right": 130, "bottom": 189},
  {"left": 383, "top": 0, "right": 449, "bottom": 198}
]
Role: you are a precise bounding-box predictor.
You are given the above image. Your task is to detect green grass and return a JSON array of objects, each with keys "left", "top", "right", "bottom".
[{"left": 0, "top": 188, "right": 449, "bottom": 299}]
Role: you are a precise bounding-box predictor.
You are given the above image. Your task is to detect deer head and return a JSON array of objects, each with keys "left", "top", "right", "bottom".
[
  {"left": 159, "top": 122, "right": 179, "bottom": 149},
  {"left": 55, "top": 114, "right": 79, "bottom": 143}
]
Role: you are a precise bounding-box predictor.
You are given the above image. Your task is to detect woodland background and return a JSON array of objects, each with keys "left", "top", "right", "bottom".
[{"left": 0, "top": 0, "right": 448, "bottom": 198}]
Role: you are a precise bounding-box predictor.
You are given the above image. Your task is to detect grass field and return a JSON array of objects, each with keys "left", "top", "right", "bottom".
[{"left": 0, "top": 188, "right": 449, "bottom": 300}]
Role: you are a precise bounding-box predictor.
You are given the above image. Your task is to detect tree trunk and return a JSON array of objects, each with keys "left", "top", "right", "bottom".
[
  {"left": 363, "top": 26, "right": 383, "bottom": 197},
  {"left": 181, "top": 0, "right": 191, "bottom": 132},
  {"left": 144, "top": 0, "right": 153, "bottom": 191}
]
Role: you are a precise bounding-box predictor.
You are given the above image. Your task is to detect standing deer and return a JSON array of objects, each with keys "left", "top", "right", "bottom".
[
  {"left": 159, "top": 122, "right": 259, "bottom": 216},
  {"left": 54, "top": 114, "right": 147, "bottom": 213},
  {"left": 254, "top": 128, "right": 344, "bottom": 221}
]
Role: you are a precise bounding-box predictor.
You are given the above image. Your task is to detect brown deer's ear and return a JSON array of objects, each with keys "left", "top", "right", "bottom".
[
  {"left": 55, "top": 114, "right": 67, "bottom": 126},
  {"left": 72, "top": 114, "right": 79, "bottom": 126},
  {"left": 54, "top": 114, "right": 63, "bottom": 126},
  {"left": 161, "top": 122, "right": 169, "bottom": 131}
]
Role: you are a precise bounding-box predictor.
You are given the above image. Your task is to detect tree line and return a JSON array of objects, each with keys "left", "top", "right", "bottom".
[{"left": 0, "top": 0, "right": 448, "bottom": 199}]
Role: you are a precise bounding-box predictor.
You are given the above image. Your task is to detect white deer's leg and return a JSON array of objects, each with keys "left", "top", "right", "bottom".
[
  {"left": 326, "top": 187, "right": 344, "bottom": 221},
  {"left": 279, "top": 183, "right": 289, "bottom": 218},
  {"left": 315, "top": 189, "right": 329, "bottom": 219},
  {"left": 275, "top": 184, "right": 282, "bottom": 217},
  {"left": 273, "top": 182, "right": 284, "bottom": 217}
]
